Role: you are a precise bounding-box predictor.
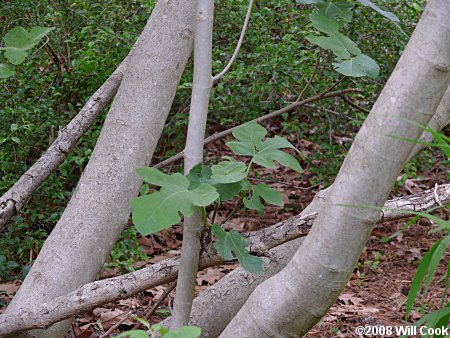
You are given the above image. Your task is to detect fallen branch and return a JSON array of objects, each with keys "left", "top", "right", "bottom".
[
  {"left": 154, "top": 88, "right": 359, "bottom": 168},
  {"left": 1, "top": 183, "right": 448, "bottom": 337},
  {"left": 0, "top": 59, "right": 128, "bottom": 232}
]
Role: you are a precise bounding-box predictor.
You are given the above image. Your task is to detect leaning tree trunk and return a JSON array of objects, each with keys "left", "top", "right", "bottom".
[
  {"left": 3, "top": 1, "right": 195, "bottom": 337},
  {"left": 221, "top": 1, "right": 450, "bottom": 336}
]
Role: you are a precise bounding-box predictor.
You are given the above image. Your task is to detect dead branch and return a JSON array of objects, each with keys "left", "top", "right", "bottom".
[
  {"left": 0, "top": 183, "right": 448, "bottom": 337},
  {"left": 154, "top": 88, "right": 359, "bottom": 168}
]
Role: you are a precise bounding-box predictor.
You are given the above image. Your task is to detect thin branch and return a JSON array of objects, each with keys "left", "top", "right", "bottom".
[
  {"left": 1, "top": 183, "right": 448, "bottom": 337},
  {"left": 99, "top": 311, "right": 134, "bottom": 338},
  {"left": 341, "top": 94, "right": 371, "bottom": 114},
  {"left": 212, "top": 0, "right": 254, "bottom": 82},
  {"left": 220, "top": 200, "right": 243, "bottom": 226},
  {"left": 320, "top": 76, "right": 345, "bottom": 96},
  {"left": 296, "top": 49, "right": 322, "bottom": 101},
  {"left": 133, "top": 281, "right": 177, "bottom": 330},
  {"left": 153, "top": 88, "right": 359, "bottom": 169}
]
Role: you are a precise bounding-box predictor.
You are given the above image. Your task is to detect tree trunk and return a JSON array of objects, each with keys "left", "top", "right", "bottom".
[
  {"left": 221, "top": 1, "right": 450, "bottom": 336},
  {"left": 3, "top": 1, "right": 195, "bottom": 337},
  {"left": 171, "top": 0, "right": 215, "bottom": 328}
]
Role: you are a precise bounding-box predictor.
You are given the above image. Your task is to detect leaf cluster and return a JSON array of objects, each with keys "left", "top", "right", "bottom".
[
  {"left": 297, "top": 0, "right": 400, "bottom": 78},
  {"left": 0, "top": 26, "right": 54, "bottom": 79},
  {"left": 132, "top": 122, "right": 302, "bottom": 274}
]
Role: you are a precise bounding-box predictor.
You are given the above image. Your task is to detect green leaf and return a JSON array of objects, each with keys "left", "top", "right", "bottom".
[
  {"left": 306, "top": 32, "right": 360, "bottom": 59},
  {"left": 226, "top": 140, "right": 255, "bottom": 156},
  {"left": 10, "top": 137, "right": 21, "bottom": 144},
  {"left": 190, "top": 184, "right": 219, "bottom": 207},
  {"left": 357, "top": 0, "right": 400, "bottom": 23},
  {"left": 187, "top": 163, "right": 213, "bottom": 189},
  {"left": 296, "top": 0, "right": 324, "bottom": 3},
  {"left": 212, "top": 224, "right": 264, "bottom": 274},
  {"left": 306, "top": 35, "right": 349, "bottom": 59},
  {"left": 132, "top": 168, "right": 218, "bottom": 235},
  {"left": 115, "top": 330, "right": 149, "bottom": 338},
  {"left": 405, "top": 239, "right": 441, "bottom": 318},
  {"left": 310, "top": 12, "right": 339, "bottom": 34},
  {"left": 244, "top": 184, "right": 283, "bottom": 212},
  {"left": 211, "top": 161, "right": 247, "bottom": 183},
  {"left": 187, "top": 164, "right": 243, "bottom": 201},
  {"left": 0, "top": 64, "right": 15, "bottom": 79},
  {"left": 333, "top": 54, "right": 379, "bottom": 78},
  {"left": 253, "top": 136, "right": 303, "bottom": 173},
  {"left": 1, "top": 26, "right": 55, "bottom": 65},
  {"left": 136, "top": 167, "right": 186, "bottom": 187},
  {"left": 162, "top": 326, "right": 201, "bottom": 338},
  {"left": 232, "top": 121, "right": 267, "bottom": 145},
  {"left": 215, "top": 181, "right": 245, "bottom": 201},
  {"left": 317, "top": 1, "right": 354, "bottom": 21},
  {"left": 422, "top": 234, "right": 450, "bottom": 304}
]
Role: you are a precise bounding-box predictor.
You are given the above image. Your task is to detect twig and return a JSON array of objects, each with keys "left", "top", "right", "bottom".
[
  {"left": 99, "top": 311, "right": 134, "bottom": 338},
  {"left": 320, "top": 77, "right": 345, "bottom": 96},
  {"left": 212, "top": 0, "right": 254, "bottom": 82},
  {"left": 220, "top": 200, "right": 243, "bottom": 226},
  {"left": 133, "top": 282, "right": 177, "bottom": 330},
  {"left": 296, "top": 49, "right": 322, "bottom": 101},
  {"left": 341, "top": 95, "right": 371, "bottom": 114},
  {"left": 153, "top": 88, "right": 359, "bottom": 169}
]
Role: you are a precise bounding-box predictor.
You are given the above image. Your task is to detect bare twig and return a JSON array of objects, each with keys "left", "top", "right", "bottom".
[
  {"left": 212, "top": 0, "right": 254, "bottom": 82},
  {"left": 99, "top": 311, "right": 134, "bottom": 338},
  {"left": 133, "top": 281, "right": 177, "bottom": 330},
  {"left": 341, "top": 95, "right": 371, "bottom": 114},
  {"left": 319, "top": 77, "right": 345, "bottom": 96},
  {"left": 154, "top": 88, "right": 359, "bottom": 169},
  {"left": 296, "top": 49, "right": 322, "bottom": 101}
]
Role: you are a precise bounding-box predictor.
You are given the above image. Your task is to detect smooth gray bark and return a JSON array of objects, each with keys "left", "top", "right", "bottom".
[
  {"left": 172, "top": 0, "right": 215, "bottom": 328},
  {"left": 409, "top": 84, "right": 450, "bottom": 161},
  {"left": 3, "top": 1, "right": 195, "bottom": 337},
  {"left": 221, "top": 1, "right": 450, "bottom": 336}
]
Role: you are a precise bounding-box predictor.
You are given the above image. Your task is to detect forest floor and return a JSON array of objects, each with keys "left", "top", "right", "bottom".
[{"left": 1, "top": 122, "right": 448, "bottom": 338}]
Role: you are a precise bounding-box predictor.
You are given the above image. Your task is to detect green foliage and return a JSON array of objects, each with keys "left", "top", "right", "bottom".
[
  {"left": 212, "top": 224, "right": 264, "bottom": 274},
  {"left": 132, "top": 168, "right": 219, "bottom": 236},
  {"left": 132, "top": 122, "right": 301, "bottom": 274},
  {"left": 1, "top": 27, "right": 54, "bottom": 65},
  {"left": 298, "top": 0, "right": 400, "bottom": 78},
  {"left": 104, "top": 227, "right": 148, "bottom": 273},
  {"left": 0, "top": 26, "right": 54, "bottom": 78},
  {"left": 244, "top": 184, "right": 283, "bottom": 212},
  {"left": 115, "top": 319, "right": 201, "bottom": 338}
]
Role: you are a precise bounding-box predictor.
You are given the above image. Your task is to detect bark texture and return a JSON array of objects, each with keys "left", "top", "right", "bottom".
[
  {"left": 221, "top": 1, "right": 450, "bottom": 336},
  {"left": 3, "top": 1, "right": 195, "bottom": 337}
]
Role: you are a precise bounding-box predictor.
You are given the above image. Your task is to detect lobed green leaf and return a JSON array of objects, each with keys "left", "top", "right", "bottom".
[{"left": 212, "top": 224, "right": 264, "bottom": 274}]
